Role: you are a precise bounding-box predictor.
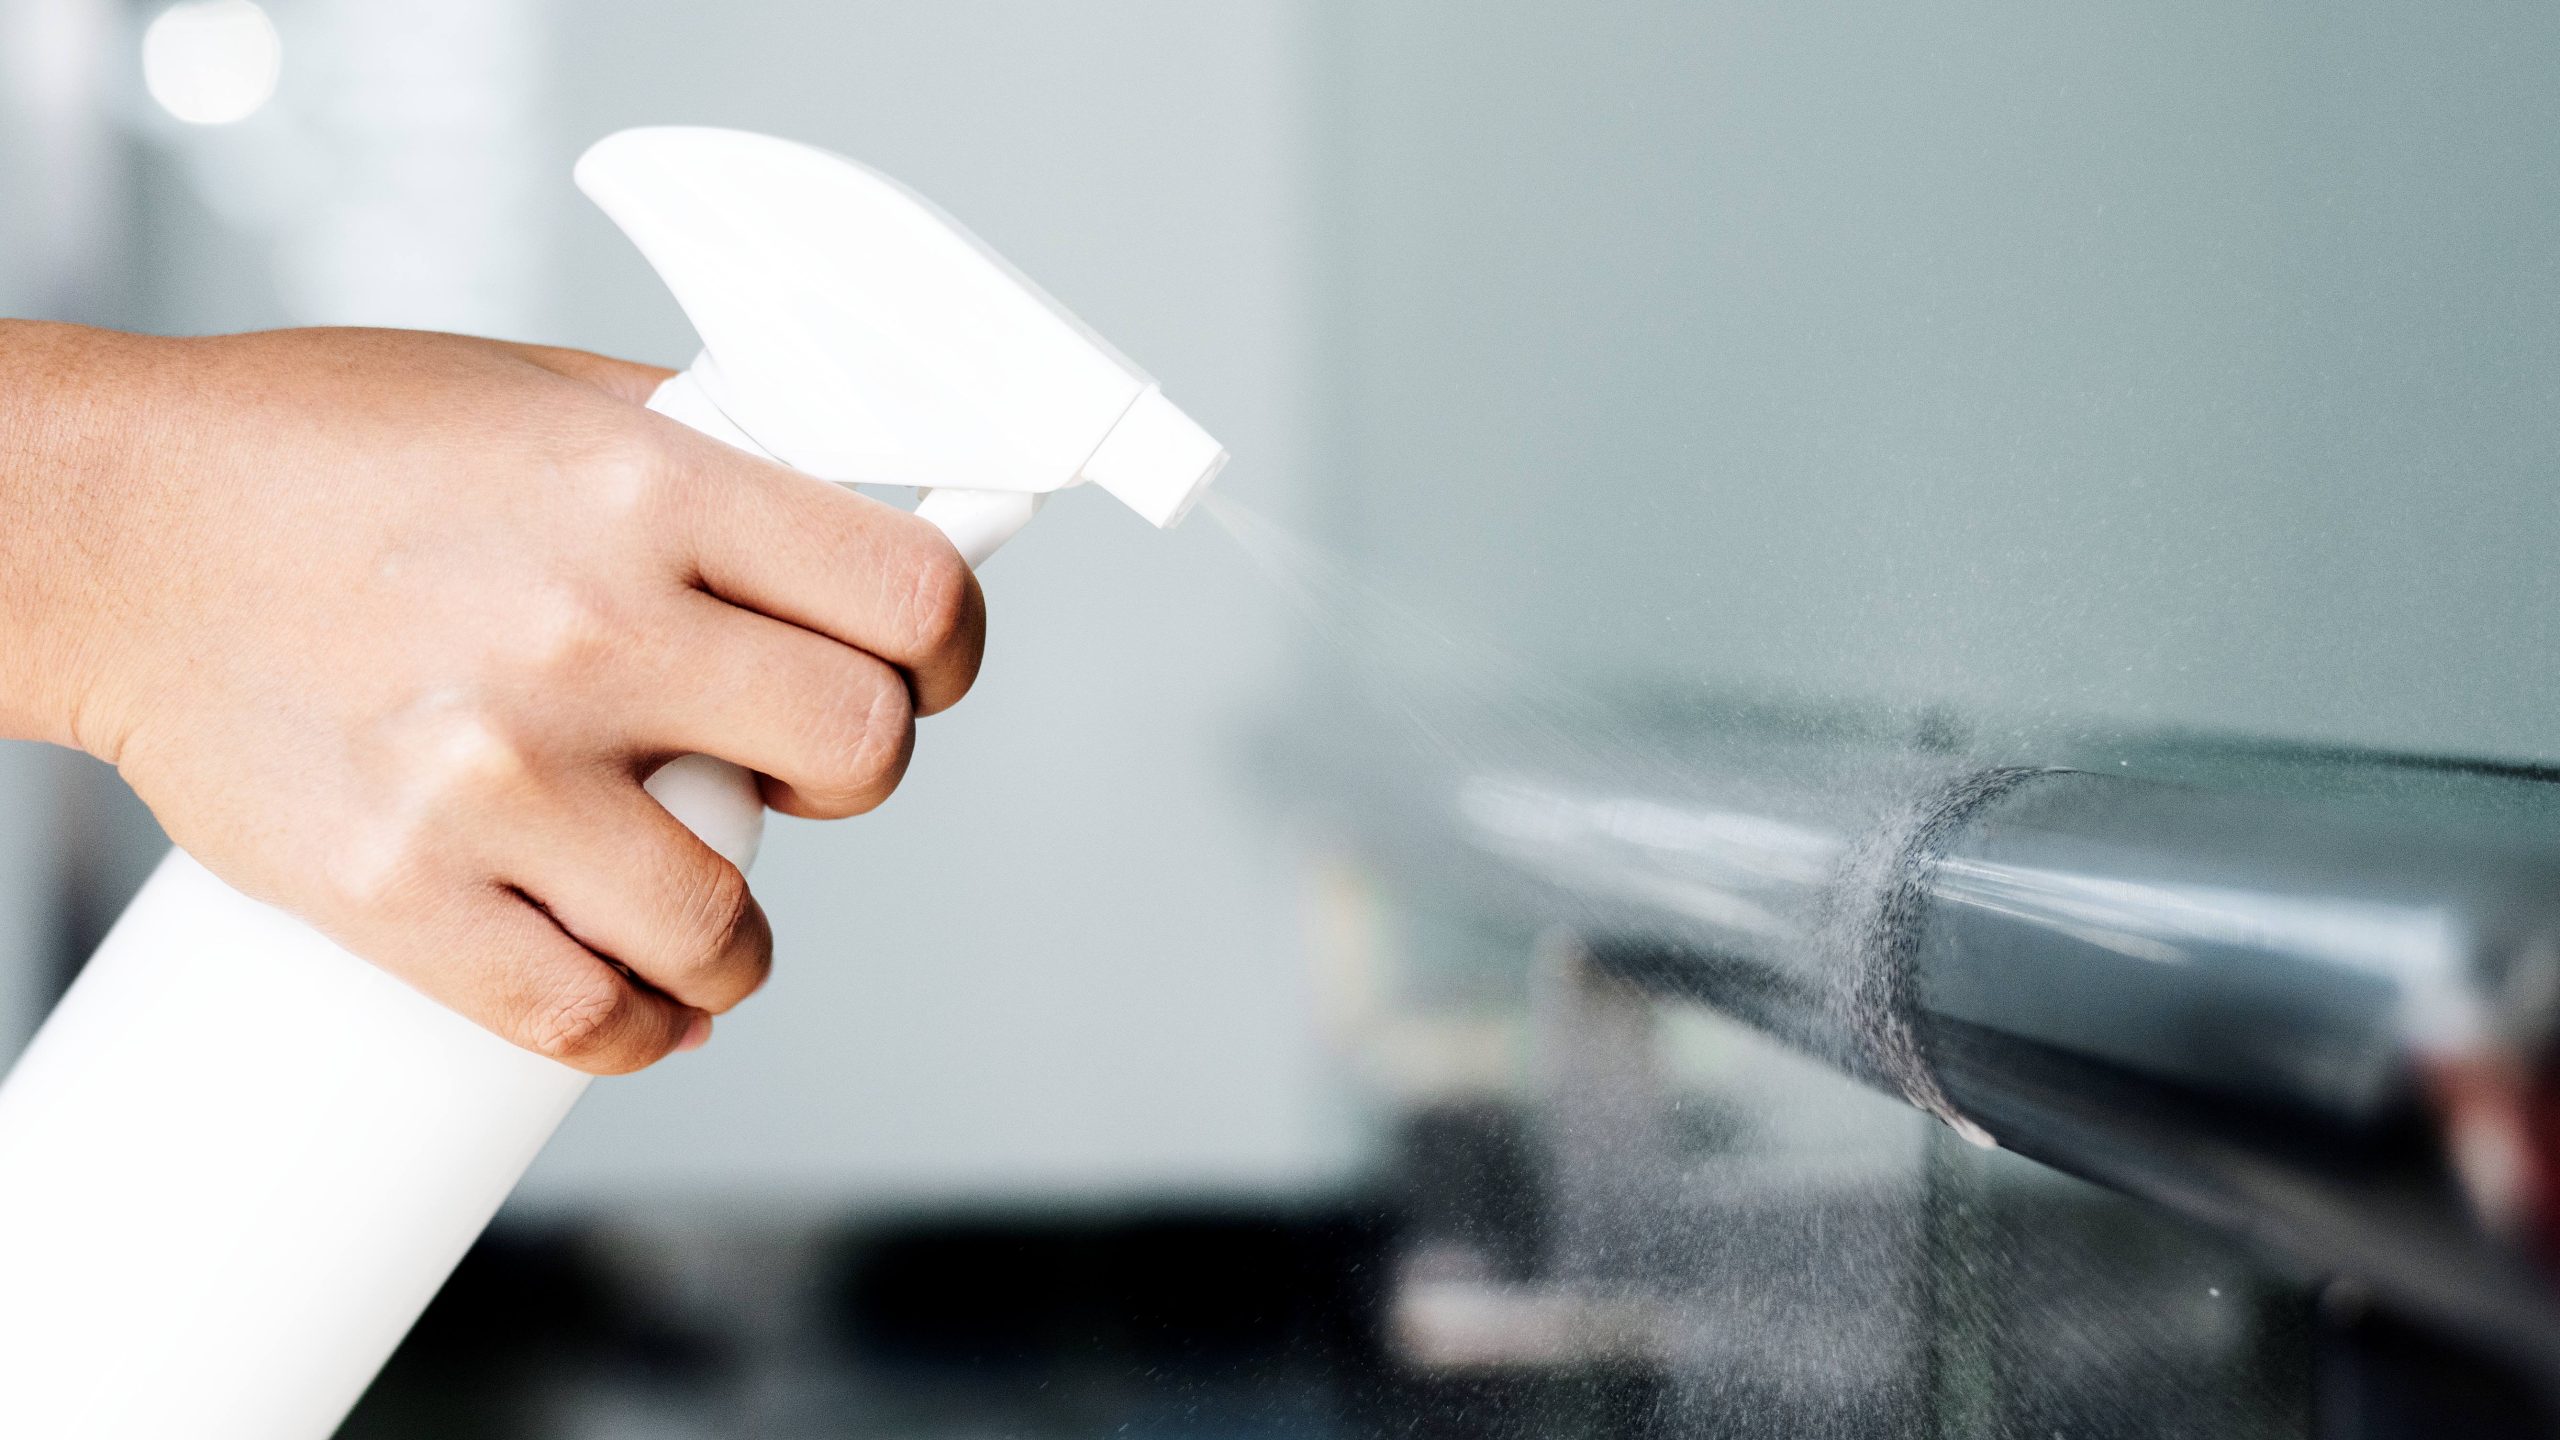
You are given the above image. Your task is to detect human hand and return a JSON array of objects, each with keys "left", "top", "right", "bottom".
[{"left": 0, "top": 322, "right": 984, "bottom": 1072}]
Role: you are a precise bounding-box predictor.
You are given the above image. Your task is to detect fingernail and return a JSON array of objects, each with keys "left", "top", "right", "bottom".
[{"left": 675, "top": 1012, "right": 713, "bottom": 1053}]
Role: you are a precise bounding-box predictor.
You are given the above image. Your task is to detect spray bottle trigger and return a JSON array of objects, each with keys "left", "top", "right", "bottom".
[{"left": 914, "top": 488, "right": 1046, "bottom": 570}]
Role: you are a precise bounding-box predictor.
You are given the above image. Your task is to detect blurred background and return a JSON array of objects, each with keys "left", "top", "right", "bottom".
[{"left": 9, "top": 2, "right": 2560, "bottom": 1436}]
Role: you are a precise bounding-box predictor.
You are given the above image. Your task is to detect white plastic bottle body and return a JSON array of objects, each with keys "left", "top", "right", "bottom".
[{"left": 0, "top": 854, "right": 607, "bottom": 1438}]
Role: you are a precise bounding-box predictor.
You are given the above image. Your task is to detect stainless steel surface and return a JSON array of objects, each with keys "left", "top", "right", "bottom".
[{"left": 1295, "top": 694, "right": 2560, "bottom": 1389}]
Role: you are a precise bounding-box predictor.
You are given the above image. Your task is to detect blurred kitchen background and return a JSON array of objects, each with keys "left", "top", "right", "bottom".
[{"left": 10, "top": 2, "right": 2560, "bottom": 1437}]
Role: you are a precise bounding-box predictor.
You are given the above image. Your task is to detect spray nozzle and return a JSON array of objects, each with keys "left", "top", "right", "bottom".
[{"left": 576, "top": 126, "right": 1226, "bottom": 558}]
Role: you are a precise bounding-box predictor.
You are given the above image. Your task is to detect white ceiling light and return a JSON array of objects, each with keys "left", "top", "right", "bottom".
[{"left": 142, "top": 0, "right": 282, "bottom": 126}]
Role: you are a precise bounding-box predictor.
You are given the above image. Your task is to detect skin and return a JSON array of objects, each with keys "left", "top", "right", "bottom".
[{"left": 0, "top": 322, "right": 986, "bottom": 1074}]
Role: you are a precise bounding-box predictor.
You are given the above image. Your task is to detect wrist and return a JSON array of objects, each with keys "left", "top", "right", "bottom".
[{"left": 0, "top": 321, "right": 157, "bottom": 756}]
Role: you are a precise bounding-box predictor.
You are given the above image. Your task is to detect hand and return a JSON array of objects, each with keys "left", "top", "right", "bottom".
[{"left": 0, "top": 323, "right": 985, "bottom": 1073}]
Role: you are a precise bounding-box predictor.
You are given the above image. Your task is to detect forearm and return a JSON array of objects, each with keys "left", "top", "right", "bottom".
[{"left": 0, "top": 320, "right": 153, "bottom": 754}]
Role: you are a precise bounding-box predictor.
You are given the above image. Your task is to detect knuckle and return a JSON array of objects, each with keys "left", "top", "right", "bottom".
[
  {"left": 408, "top": 703, "right": 535, "bottom": 806},
  {"left": 672, "top": 869, "right": 770, "bottom": 1010},
  {"left": 525, "top": 972, "right": 641, "bottom": 1069},
  {"left": 572, "top": 425, "right": 672, "bottom": 521},
  {"left": 891, "top": 542, "right": 977, "bottom": 662},
  {"left": 802, "top": 666, "right": 912, "bottom": 812},
  {"left": 677, "top": 862, "right": 757, "bottom": 964},
  {"left": 320, "top": 816, "right": 434, "bottom": 914},
  {"left": 339, "top": 700, "right": 533, "bottom": 910},
  {"left": 504, "top": 577, "right": 623, "bottom": 676}
]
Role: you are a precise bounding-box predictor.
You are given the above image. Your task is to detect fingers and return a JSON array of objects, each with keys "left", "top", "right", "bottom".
[
  {"left": 670, "top": 446, "right": 987, "bottom": 716},
  {"left": 637, "top": 593, "right": 916, "bottom": 820},
  {"left": 503, "top": 776, "right": 774, "bottom": 1016},
  {"left": 307, "top": 341, "right": 993, "bottom": 1077},
  {"left": 418, "top": 884, "right": 710, "bottom": 1076}
]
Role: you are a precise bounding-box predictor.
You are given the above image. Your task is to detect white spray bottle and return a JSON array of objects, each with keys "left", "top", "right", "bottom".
[{"left": 0, "top": 127, "right": 1224, "bottom": 1439}]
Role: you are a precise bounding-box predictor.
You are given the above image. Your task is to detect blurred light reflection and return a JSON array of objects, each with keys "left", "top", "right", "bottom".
[{"left": 141, "top": 0, "right": 279, "bottom": 126}]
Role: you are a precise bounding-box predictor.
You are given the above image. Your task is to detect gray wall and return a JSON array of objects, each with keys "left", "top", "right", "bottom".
[{"left": 1315, "top": 1, "right": 2560, "bottom": 763}]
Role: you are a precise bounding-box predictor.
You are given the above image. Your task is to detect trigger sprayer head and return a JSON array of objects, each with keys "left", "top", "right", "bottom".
[{"left": 575, "top": 126, "right": 1226, "bottom": 530}]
